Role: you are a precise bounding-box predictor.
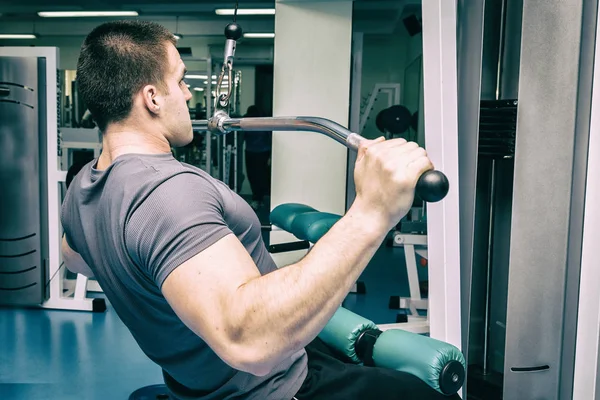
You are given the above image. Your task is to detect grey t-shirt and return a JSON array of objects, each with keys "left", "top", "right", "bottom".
[{"left": 61, "top": 153, "right": 307, "bottom": 399}]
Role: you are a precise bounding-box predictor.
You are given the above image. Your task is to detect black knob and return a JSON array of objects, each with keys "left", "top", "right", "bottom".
[
  {"left": 225, "top": 23, "right": 243, "bottom": 40},
  {"left": 439, "top": 360, "right": 465, "bottom": 395},
  {"left": 415, "top": 170, "right": 449, "bottom": 203}
]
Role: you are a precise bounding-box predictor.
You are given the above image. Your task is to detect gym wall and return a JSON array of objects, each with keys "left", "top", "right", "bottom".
[{"left": 270, "top": 0, "right": 352, "bottom": 266}]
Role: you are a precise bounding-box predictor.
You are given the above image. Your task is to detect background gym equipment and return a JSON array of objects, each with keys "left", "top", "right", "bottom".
[
  {"left": 375, "top": 104, "right": 413, "bottom": 136},
  {"left": 359, "top": 82, "right": 401, "bottom": 135},
  {"left": 388, "top": 204, "right": 430, "bottom": 333},
  {"left": 0, "top": 54, "right": 48, "bottom": 306},
  {"left": 0, "top": 46, "right": 106, "bottom": 312},
  {"left": 456, "top": 0, "right": 600, "bottom": 398}
]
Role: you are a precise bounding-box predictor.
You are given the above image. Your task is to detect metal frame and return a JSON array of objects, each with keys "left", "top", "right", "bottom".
[
  {"left": 456, "top": 0, "right": 485, "bottom": 370},
  {"left": 421, "top": 0, "right": 462, "bottom": 348},
  {"left": 346, "top": 32, "right": 364, "bottom": 210},
  {"left": 378, "top": 319, "right": 430, "bottom": 335},
  {"left": 503, "top": 0, "right": 592, "bottom": 397},
  {"left": 206, "top": 57, "right": 213, "bottom": 174},
  {"left": 573, "top": 3, "right": 600, "bottom": 396},
  {"left": 380, "top": 218, "right": 432, "bottom": 335},
  {"left": 60, "top": 133, "right": 104, "bottom": 299},
  {"left": 392, "top": 233, "right": 428, "bottom": 311},
  {"left": 560, "top": 0, "right": 599, "bottom": 397}
]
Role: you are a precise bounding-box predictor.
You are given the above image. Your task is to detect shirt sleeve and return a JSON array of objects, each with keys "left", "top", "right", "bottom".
[
  {"left": 60, "top": 185, "right": 78, "bottom": 253},
  {"left": 125, "top": 172, "right": 233, "bottom": 289}
]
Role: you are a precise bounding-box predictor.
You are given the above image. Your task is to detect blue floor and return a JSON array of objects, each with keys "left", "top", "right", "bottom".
[
  {"left": 0, "top": 207, "right": 424, "bottom": 399},
  {"left": 0, "top": 304, "right": 163, "bottom": 399}
]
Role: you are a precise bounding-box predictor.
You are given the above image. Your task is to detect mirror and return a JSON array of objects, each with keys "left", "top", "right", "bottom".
[{"left": 346, "top": 1, "right": 427, "bottom": 327}]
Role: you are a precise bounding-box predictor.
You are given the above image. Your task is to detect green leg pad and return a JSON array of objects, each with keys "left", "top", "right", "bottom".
[
  {"left": 317, "top": 307, "right": 378, "bottom": 364},
  {"left": 372, "top": 329, "right": 466, "bottom": 394},
  {"left": 270, "top": 203, "right": 318, "bottom": 232},
  {"left": 291, "top": 212, "right": 342, "bottom": 242}
]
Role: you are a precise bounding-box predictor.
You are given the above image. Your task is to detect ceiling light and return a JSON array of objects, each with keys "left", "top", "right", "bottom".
[
  {"left": 215, "top": 9, "right": 275, "bottom": 16},
  {"left": 243, "top": 33, "right": 275, "bottom": 39},
  {"left": 0, "top": 34, "right": 37, "bottom": 39},
  {"left": 173, "top": 33, "right": 183, "bottom": 40},
  {"left": 194, "top": 87, "right": 204, "bottom": 92},
  {"left": 185, "top": 75, "right": 208, "bottom": 80},
  {"left": 38, "top": 11, "right": 139, "bottom": 18}
]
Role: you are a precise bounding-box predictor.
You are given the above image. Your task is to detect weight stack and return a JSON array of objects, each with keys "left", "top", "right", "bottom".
[
  {"left": 0, "top": 56, "right": 48, "bottom": 306},
  {"left": 478, "top": 99, "right": 518, "bottom": 158},
  {"left": 468, "top": 98, "right": 518, "bottom": 399}
]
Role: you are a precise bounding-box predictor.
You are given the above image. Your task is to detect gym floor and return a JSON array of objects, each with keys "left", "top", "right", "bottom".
[{"left": 0, "top": 202, "right": 425, "bottom": 400}]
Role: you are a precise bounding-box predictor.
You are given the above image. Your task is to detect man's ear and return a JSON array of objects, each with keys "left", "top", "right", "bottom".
[{"left": 141, "top": 84, "right": 162, "bottom": 115}]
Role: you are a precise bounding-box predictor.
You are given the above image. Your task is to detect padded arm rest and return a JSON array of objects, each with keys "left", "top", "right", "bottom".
[
  {"left": 270, "top": 203, "right": 342, "bottom": 243},
  {"left": 291, "top": 212, "right": 342, "bottom": 243},
  {"left": 317, "top": 307, "right": 378, "bottom": 363},
  {"left": 270, "top": 203, "right": 317, "bottom": 232},
  {"left": 373, "top": 329, "right": 465, "bottom": 395}
]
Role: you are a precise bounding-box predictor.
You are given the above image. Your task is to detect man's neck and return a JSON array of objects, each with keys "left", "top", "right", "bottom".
[{"left": 96, "top": 124, "right": 171, "bottom": 170}]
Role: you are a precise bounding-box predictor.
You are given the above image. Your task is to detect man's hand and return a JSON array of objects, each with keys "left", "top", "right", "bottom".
[{"left": 353, "top": 137, "right": 433, "bottom": 231}]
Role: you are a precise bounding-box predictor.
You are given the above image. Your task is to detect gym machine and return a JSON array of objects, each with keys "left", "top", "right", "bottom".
[
  {"left": 0, "top": 47, "right": 105, "bottom": 312},
  {"left": 456, "top": 0, "right": 600, "bottom": 398}
]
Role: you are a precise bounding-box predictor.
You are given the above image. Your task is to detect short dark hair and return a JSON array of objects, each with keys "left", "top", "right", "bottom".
[{"left": 76, "top": 20, "right": 177, "bottom": 131}]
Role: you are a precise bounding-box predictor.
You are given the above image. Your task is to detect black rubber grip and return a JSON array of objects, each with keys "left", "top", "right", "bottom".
[{"left": 415, "top": 170, "right": 449, "bottom": 203}]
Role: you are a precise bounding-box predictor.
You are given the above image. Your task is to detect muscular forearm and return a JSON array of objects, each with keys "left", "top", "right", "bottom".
[{"left": 231, "top": 201, "right": 389, "bottom": 372}]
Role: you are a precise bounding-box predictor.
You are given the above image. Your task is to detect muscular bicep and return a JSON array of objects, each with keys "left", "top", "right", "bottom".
[
  {"left": 161, "top": 233, "right": 262, "bottom": 370},
  {"left": 125, "top": 173, "right": 268, "bottom": 371},
  {"left": 61, "top": 236, "right": 95, "bottom": 278}
]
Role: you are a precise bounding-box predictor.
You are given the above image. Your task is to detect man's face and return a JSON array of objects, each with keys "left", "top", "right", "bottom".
[{"left": 162, "top": 42, "right": 193, "bottom": 147}]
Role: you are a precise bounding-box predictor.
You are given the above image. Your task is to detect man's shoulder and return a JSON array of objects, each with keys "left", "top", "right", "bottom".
[
  {"left": 117, "top": 157, "right": 222, "bottom": 206},
  {"left": 111, "top": 154, "right": 212, "bottom": 188}
]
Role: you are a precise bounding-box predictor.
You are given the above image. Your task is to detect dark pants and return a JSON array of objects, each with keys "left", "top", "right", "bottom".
[
  {"left": 245, "top": 150, "right": 271, "bottom": 202},
  {"left": 293, "top": 338, "right": 462, "bottom": 400}
]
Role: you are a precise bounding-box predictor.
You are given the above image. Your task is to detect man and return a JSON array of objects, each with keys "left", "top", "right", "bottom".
[{"left": 61, "top": 20, "right": 458, "bottom": 400}]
